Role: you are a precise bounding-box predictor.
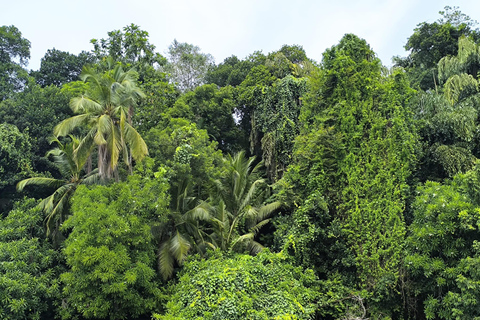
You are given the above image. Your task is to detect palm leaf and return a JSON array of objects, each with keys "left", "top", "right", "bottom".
[
  {"left": 158, "top": 241, "right": 175, "bottom": 280},
  {"left": 124, "top": 122, "right": 148, "bottom": 161},
  {"left": 170, "top": 231, "right": 191, "bottom": 263},
  {"left": 70, "top": 96, "right": 103, "bottom": 114},
  {"left": 17, "top": 177, "right": 65, "bottom": 191},
  {"left": 54, "top": 114, "right": 90, "bottom": 137}
]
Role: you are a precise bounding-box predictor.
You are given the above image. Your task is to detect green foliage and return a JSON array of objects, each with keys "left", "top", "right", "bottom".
[
  {"left": 206, "top": 55, "right": 260, "bottom": 87},
  {"left": 205, "top": 151, "right": 281, "bottom": 253},
  {"left": 412, "top": 36, "right": 480, "bottom": 182},
  {"left": 155, "top": 250, "right": 319, "bottom": 320},
  {"left": 0, "top": 25, "right": 30, "bottom": 100},
  {"left": 277, "top": 34, "right": 417, "bottom": 318},
  {"left": 54, "top": 61, "right": 148, "bottom": 180},
  {"left": 31, "top": 49, "right": 95, "bottom": 87},
  {"left": 91, "top": 24, "right": 166, "bottom": 73},
  {"left": 144, "top": 118, "right": 224, "bottom": 200},
  {"left": 252, "top": 75, "right": 307, "bottom": 181},
  {"left": 0, "top": 198, "right": 62, "bottom": 320},
  {"left": 394, "top": 6, "right": 479, "bottom": 90},
  {"left": 168, "top": 84, "right": 243, "bottom": 153},
  {"left": 60, "top": 169, "right": 169, "bottom": 319},
  {"left": 405, "top": 165, "right": 480, "bottom": 319},
  {"left": 0, "top": 123, "right": 33, "bottom": 194},
  {"left": 17, "top": 136, "right": 99, "bottom": 242},
  {"left": 0, "top": 80, "right": 74, "bottom": 173},
  {"left": 135, "top": 75, "right": 179, "bottom": 134}
]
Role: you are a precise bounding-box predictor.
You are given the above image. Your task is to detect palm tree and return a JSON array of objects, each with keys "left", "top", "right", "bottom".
[
  {"left": 54, "top": 60, "right": 147, "bottom": 180},
  {"left": 17, "top": 136, "right": 98, "bottom": 242},
  {"left": 205, "top": 151, "right": 281, "bottom": 253},
  {"left": 153, "top": 179, "right": 211, "bottom": 279}
]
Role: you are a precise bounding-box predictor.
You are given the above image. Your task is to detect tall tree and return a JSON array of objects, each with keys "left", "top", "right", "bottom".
[
  {"left": 162, "top": 39, "right": 214, "bottom": 92},
  {"left": 413, "top": 37, "right": 480, "bottom": 182},
  {"left": 17, "top": 137, "right": 99, "bottom": 242},
  {"left": 394, "top": 6, "right": 479, "bottom": 90},
  {"left": 31, "top": 49, "right": 94, "bottom": 87},
  {"left": 0, "top": 79, "right": 74, "bottom": 174},
  {"left": 60, "top": 171, "right": 167, "bottom": 320},
  {"left": 0, "top": 25, "right": 30, "bottom": 100},
  {"left": 0, "top": 123, "right": 33, "bottom": 210},
  {"left": 54, "top": 60, "right": 148, "bottom": 180},
  {"left": 0, "top": 199, "right": 62, "bottom": 320},
  {"left": 206, "top": 151, "right": 281, "bottom": 253},
  {"left": 91, "top": 24, "right": 166, "bottom": 71},
  {"left": 405, "top": 165, "right": 480, "bottom": 319},
  {"left": 278, "top": 34, "right": 418, "bottom": 317}
]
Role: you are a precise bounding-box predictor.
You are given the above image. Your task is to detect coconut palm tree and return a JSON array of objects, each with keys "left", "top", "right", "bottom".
[
  {"left": 153, "top": 179, "right": 211, "bottom": 279},
  {"left": 54, "top": 59, "right": 147, "bottom": 180},
  {"left": 17, "top": 136, "right": 98, "bottom": 242},
  {"left": 205, "top": 151, "right": 281, "bottom": 253}
]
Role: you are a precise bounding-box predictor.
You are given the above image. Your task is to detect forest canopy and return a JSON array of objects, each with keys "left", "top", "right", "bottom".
[{"left": 2, "top": 6, "right": 480, "bottom": 320}]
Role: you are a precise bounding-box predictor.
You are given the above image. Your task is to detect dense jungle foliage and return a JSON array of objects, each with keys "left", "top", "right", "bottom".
[{"left": 2, "top": 6, "right": 480, "bottom": 319}]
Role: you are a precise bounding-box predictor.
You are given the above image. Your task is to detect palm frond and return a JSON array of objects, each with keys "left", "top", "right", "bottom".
[
  {"left": 81, "top": 171, "right": 100, "bottom": 185},
  {"left": 170, "top": 231, "right": 191, "bottom": 264},
  {"left": 158, "top": 241, "right": 175, "bottom": 280},
  {"left": 54, "top": 114, "right": 90, "bottom": 137},
  {"left": 249, "top": 241, "right": 265, "bottom": 255},
  {"left": 230, "top": 232, "right": 254, "bottom": 251},
  {"left": 256, "top": 201, "right": 282, "bottom": 222},
  {"left": 241, "top": 179, "right": 265, "bottom": 208},
  {"left": 186, "top": 201, "right": 212, "bottom": 221},
  {"left": 17, "top": 177, "right": 65, "bottom": 191},
  {"left": 124, "top": 122, "right": 148, "bottom": 161},
  {"left": 74, "top": 129, "right": 96, "bottom": 170},
  {"left": 70, "top": 96, "right": 103, "bottom": 114},
  {"left": 249, "top": 219, "right": 271, "bottom": 236}
]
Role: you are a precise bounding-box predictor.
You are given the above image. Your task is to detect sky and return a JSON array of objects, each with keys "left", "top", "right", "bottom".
[{"left": 2, "top": 0, "right": 480, "bottom": 71}]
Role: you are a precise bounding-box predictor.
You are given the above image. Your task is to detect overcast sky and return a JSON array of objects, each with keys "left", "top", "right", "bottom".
[{"left": 2, "top": 0, "right": 480, "bottom": 71}]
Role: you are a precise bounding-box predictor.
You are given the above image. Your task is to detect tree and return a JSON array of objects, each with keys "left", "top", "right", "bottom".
[
  {"left": 54, "top": 61, "right": 148, "bottom": 180},
  {"left": 438, "top": 36, "right": 480, "bottom": 103},
  {"left": 412, "top": 37, "right": 480, "bottom": 182},
  {"left": 0, "top": 198, "right": 62, "bottom": 320},
  {"left": 168, "top": 84, "right": 243, "bottom": 153},
  {"left": 277, "top": 34, "right": 418, "bottom": 318},
  {"left": 205, "top": 151, "right": 281, "bottom": 253},
  {"left": 91, "top": 24, "right": 166, "bottom": 71},
  {"left": 31, "top": 48, "right": 94, "bottom": 87},
  {"left": 0, "top": 25, "right": 30, "bottom": 100},
  {"left": 0, "top": 79, "right": 74, "bottom": 174},
  {"left": 394, "top": 6, "right": 479, "bottom": 90},
  {"left": 205, "top": 54, "right": 261, "bottom": 87},
  {"left": 60, "top": 169, "right": 169, "bottom": 319},
  {"left": 155, "top": 179, "right": 211, "bottom": 280},
  {"left": 154, "top": 250, "right": 319, "bottom": 320},
  {"left": 250, "top": 75, "right": 307, "bottom": 181},
  {"left": 0, "top": 123, "right": 33, "bottom": 209},
  {"left": 162, "top": 39, "right": 214, "bottom": 92},
  {"left": 144, "top": 118, "right": 224, "bottom": 200},
  {"left": 405, "top": 165, "right": 480, "bottom": 319},
  {"left": 17, "top": 137, "right": 99, "bottom": 242}
]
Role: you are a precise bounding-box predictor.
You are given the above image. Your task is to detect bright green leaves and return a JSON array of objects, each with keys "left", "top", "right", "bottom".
[
  {"left": 60, "top": 171, "right": 169, "bottom": 319},
  {"left": 55, "top": 62, "right": 147, "bottom": 180},
  {"left": 406, "top": 166, "right": 480, "bottom": 319},
  {"left": 277, "top": 34, "right": 417, "bottom": 318},
  {"left": 156, "top": 251, "right": 319, "bottom": 320},
  {"left": 0, "top": 199, "right": 62, "bottom": 320},
  {"left": 0, "top": 25, "right": 30, "bottom": 101},
  {"left": 0, "top": 123, "right": 33, "bottom": 195}
]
